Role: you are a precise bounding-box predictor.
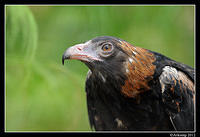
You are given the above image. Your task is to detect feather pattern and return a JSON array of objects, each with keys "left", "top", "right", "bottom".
[
  {"left": 62, "top": 36, "right": 195, "bottom": 131},
  {"left": 159, "top": 66, "right": 194, "bottom": 130}
]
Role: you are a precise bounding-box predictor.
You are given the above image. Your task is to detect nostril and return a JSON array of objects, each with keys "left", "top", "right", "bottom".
[{"left": 77, "top": 47, "right": 82, "bottom": 51}]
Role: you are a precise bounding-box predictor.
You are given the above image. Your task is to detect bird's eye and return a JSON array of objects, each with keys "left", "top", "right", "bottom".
[{"left": 101, "top": 44, "right": 113, "bottom": 52}]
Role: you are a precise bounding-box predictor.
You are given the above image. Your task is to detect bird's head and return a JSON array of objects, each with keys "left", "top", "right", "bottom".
[
  {"left": 62, "top": 36, "right": 129, "bottom": 76},
  {"left": 62, "top": 36, "right": 156, "bottom": 97}
]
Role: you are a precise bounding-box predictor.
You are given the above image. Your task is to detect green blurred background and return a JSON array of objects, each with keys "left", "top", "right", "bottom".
[{"left": 6, "top": 5, "right": 194, "bottom": 131}]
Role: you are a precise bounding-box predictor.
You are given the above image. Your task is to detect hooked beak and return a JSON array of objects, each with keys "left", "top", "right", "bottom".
[{"left": 62, "top": 41, "right": 101, "bottom": 65}]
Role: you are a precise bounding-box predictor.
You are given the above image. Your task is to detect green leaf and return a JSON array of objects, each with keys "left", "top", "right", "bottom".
[{"left": 6, "top": 6, "right": 38, "bottom": 63}]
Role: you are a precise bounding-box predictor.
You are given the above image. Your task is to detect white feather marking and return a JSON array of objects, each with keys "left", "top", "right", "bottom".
[
  {"left": 94, "top": 115, "right": 99, "bottom": 121},
  {"left": 169, "top": 116, "right": 177, "bottom": 131},
  {"left": 132, "top": 51, "right": 137, "bottom": 55},
  {"left": 118, "top": 40, "right": 123, "bottom": 44},
  {"left": 129, "top": 58, "right": 133, "bottom": 63},
  {"left": 126, "top": 68, "right": 129, "bottom": 73},
  {"left": 115, "top": 118, "right": 123, "bottom": 128},
  {"left": 163, "top": 66, "right": 179, "bottom": 80},
  {"left": 98, "top": 72, "right": 106, "bottom": 83},
  {"left": 159, "top": 66, "right": 179, "bottom": 93},
  {"left": 86, "top": 70, "right": 92, "bottom": 80}
]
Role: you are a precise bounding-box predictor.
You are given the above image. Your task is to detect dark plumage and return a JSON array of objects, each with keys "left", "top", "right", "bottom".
[{"left": 62, "top": 36, "right": 195, "bottom": 131}]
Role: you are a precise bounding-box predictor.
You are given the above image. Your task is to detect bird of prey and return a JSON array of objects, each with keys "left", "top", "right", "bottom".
[{"left": 62, "top": 36, "right": 195, "bottom": 131}]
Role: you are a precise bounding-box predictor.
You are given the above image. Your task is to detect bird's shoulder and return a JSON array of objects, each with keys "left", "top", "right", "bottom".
[
  {"left": 158, "top": 65, "right": 195, "bottom": 130},
  {"left": 151, "top": 51, "right": 194, "bottom": 81}
]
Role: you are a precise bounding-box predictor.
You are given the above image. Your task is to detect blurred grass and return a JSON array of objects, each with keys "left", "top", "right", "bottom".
[{"left": 6, "top": 5, "right": 194, "bottom": 131}]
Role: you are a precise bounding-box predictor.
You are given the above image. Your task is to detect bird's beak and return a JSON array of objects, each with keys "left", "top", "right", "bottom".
[{"left": 62, "top": 42, "right": 101, "bottom": 65}]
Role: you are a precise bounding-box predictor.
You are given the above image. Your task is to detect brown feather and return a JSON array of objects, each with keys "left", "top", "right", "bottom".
[{"left": 119, "top": 41, "right": 156, "bottom": 98}]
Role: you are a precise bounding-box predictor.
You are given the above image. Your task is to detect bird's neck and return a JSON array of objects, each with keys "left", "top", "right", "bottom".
[{"left": 119, "top": 44, "right": 157, "bottom": 98}]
